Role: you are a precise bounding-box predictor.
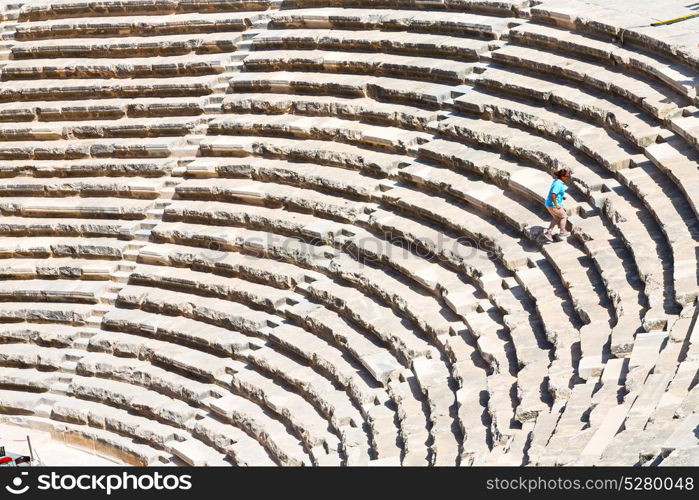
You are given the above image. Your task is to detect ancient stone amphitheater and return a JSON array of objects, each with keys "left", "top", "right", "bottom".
[{"left": 0, "top": 0, "right": 697, "bottom": 467}]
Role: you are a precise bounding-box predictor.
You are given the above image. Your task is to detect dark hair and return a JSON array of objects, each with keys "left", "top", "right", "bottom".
[{"left": 555, "top": 169, "right": 569, "bottom": 179}]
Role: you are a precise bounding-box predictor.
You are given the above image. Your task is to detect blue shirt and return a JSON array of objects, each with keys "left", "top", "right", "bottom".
[{"left": 545, "top": 179, "right": 566, "bottom": 207}]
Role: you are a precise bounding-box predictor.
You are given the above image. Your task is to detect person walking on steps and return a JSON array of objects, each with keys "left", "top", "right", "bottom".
[{"left": 544, "top": 169, "right": 570, "bottom": 242}]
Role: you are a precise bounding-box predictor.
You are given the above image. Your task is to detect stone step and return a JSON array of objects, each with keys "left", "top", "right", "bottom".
[
  {"left": 250, "top": 28, "right": 493, "bottom": 60},
  {"left": 0, "top": 257, "right": 118, "bottom": 280},
  {"left": 0, "top": 75, "right": 220, "bottom": 102},
  {"left": 2, "top": 53, "right": 232, "bottom": 80},
  {"left": 669, "top": 112, "right": 699, "bottom": 152},
  {"left": 228, "top": 71, "right": 454, "bottom": 107},
  {"left": 381, "top": 184, "right": 530, "bottom": 271},
  {"left": 0, "top": 157, "right": 176, "bottom": 177},
  {"left": 0, "top": 175, "right": 169, "bottom": 198},
  {"left": 105, "top": 288, "right": 371, "bottom": 455},
  {"left": 387, "top": 375, "right": 431, "bottom": 466},
  {"left": 11, "top": 33, "right": 243, "bottom": 59},
  {"left": 509, "top": 22, "right": 698, "bottom": 99},
  {"left": 453, "top": 88, "right": 637, "bottom": 172},
  {"left": 491, "top": 44, "right": 687, "bottom": 120},
  {"left": 268, "top": 7, "right": 514, "bottom": 39},
  {"left": 475, "top": 66, "right": 663, "bottom": 148},
  {"left": 0, "top": 117, "right": 204, "bottom": 142},
  {"left": 181, "top": 156, "right": 383, "bottom": 198},
  {"left": 0, "top": 280, "right": 110, "bottom": 304},
  {"left": 14, "top": 12, "right": 260, "bottom": 40},
  {"left": 0, "top": 0, "right": 695, "bottom": 468},
  {"left": 243, "top": 49, "right": 477, "bottom": 84},
  {"left": 17, "top": 0, "right": 272, "bottom": 21}
]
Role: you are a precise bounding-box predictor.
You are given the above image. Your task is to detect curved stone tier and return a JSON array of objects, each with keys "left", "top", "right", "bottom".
[{"left": 0, "top": 0, "right": 697, "bottom": 466}]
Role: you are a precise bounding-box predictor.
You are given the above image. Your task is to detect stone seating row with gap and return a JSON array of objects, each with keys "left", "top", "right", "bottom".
[
  {"left": 208, "top": 113, "right": 433, "bottom": 153},
  {"left": 446, "top": 91, "right": 698, "bottom": 307},
  {"left": 135, "top": 243, "right": 409, "bottom": 462},
  {"left": 198, "top": 134, "right": 411, "bottom": 176},
  {"left": 181, "top": 156, "right": 384, "bottom": 199},
  {"left": 274, "top": 0, "right": 528, "bottom": 16}
]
